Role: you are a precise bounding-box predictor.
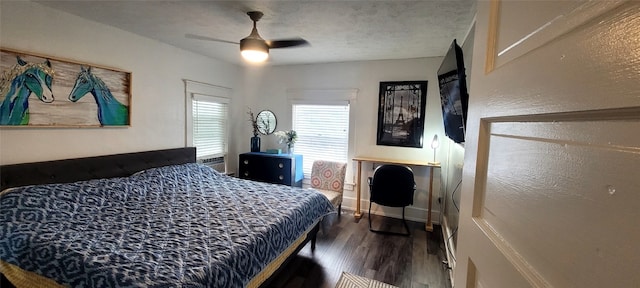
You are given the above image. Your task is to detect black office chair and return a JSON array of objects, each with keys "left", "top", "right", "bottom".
[{"left": 368, "top": 164, "right": 416, "bottom": 236}]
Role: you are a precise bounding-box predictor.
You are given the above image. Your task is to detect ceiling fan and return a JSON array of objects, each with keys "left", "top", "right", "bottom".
[{"left": 186, "top": 11, "right": 309, "bottom": 63}]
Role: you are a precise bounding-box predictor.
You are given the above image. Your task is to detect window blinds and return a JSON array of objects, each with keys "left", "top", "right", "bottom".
[
  {"left": 293, "top": 103, "right": 350, "bottom": 175},
  {"left": 192, "top": 95, "right": 228, "bottom": 159}
]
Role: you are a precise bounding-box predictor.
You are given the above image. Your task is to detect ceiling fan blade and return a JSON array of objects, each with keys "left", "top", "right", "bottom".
[
  {"left": 267, "top": 38, "right": 310, "bottom": 49},
  {"left": 185, "top": 33, "right": 239, "bottom": 45}
]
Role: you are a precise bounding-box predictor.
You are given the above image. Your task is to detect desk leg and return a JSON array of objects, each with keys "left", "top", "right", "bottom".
[
  {"left": 354, "top": 160, "right": 362, "bottom": 220},
  {"left": 425, "top": 166, "right": 434, "bottom": 232}
]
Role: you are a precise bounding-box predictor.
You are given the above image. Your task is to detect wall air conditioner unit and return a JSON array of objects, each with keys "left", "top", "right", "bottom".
[{"left": 198, "top": 155, "right": 226, "bottom": 174}]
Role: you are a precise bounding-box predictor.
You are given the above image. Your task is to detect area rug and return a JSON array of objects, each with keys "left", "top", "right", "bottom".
[{"left": 335, "top": 271, "right": 399, "bottom": 288}]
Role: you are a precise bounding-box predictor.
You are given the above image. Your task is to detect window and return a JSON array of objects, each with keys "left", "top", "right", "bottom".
[
  {"left": 184, "top": 80, "right": 231, "bottom": 161},
  {"left": 192, "top": 95, "right": 228, "bottom": 158},
  {"left": 293, "top": 103, "right": 350, "bottom": 175}
]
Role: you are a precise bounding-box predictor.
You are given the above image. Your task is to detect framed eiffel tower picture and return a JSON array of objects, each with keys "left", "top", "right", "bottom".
[{"left": 376, "top": 81, "right": 428, "bottom": 148}]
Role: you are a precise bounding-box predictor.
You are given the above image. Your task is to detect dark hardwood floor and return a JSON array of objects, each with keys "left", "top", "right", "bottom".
[{"left": 268, "top": 210, "right": 452, "bottom": 288}]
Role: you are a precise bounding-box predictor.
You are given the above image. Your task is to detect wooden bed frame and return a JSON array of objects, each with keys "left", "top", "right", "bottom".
[{"left": 0, "top": 147, "right": 318, "bottom": 287}]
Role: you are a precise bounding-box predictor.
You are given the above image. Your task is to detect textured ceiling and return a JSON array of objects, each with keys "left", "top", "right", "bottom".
[{"left": 36, "top": 0, "right": 476, "bottom": 66}]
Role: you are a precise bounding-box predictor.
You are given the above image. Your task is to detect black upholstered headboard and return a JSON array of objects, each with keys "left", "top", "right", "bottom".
[{"left": 0, "top": 147, "right": 196, "bottom": 191}]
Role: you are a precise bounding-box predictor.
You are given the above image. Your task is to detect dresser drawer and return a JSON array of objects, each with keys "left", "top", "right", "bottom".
[{"left": 262, "top": 157, "right": 292, "bottom": 185}]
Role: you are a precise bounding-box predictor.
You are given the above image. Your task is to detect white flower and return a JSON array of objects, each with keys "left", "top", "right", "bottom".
[{"left": 274, "top": 130, "right": 297, "bottom": 147}]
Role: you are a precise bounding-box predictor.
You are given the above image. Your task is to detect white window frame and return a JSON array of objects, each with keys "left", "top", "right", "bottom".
[
  {"left": 184, "top": 80, "right": 231, "bottom": 159},
  {"left": 286, "top": 89, "right": 358, "bottom": 180}
]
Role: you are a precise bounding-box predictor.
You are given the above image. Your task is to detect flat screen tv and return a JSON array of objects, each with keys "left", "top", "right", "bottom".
[{"left": 437, "top": 39, "right": 469, "bottom": 144}]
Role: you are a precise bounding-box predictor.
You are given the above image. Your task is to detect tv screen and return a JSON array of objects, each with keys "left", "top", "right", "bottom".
[{"left": 437, "top": 39, "right": 469, "bottom": 144}]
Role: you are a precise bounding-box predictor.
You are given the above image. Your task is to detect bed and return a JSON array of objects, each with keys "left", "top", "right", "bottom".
[{"left": 0, "top": 147, "right": 334, "bottom": 287}]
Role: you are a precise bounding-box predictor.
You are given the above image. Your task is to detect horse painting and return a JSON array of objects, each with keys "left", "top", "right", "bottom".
[
  {"left": 0, "top": 57, "right": 55, "bottom": 125},
  {"left": 69, "top": 66, "right": 129, "bottom": 125}
]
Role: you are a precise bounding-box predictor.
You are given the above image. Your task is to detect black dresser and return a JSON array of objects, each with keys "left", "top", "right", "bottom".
[{"left": 238, "top": 152, "right": 303, "bottom": 187}]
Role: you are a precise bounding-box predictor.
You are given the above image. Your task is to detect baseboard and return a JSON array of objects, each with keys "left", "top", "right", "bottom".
[
  {"left": 341, "top": 196, "right": 441, "bottom": 224},
  {"left": 441, "top": 216, "right": 456, "bottom": 288}
]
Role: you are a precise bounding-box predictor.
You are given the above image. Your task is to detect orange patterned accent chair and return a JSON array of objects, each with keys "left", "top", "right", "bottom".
[{"left": 310, "top": 160, "right": 347, "bottom": 218}]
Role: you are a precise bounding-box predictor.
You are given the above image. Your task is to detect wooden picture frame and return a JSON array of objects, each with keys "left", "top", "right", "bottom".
[
  {"left": 0, "top": 48, "right": 131, "bottom": 127},
  {"left": 376, "top": 81, "right": 428, "bottom": 148}
]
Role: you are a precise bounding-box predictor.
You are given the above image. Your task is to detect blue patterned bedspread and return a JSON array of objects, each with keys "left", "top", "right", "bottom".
[{"left": 0, "top": 163, "right": 334, "bottom": 287}]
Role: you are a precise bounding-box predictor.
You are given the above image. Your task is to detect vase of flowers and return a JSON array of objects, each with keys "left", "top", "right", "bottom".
[
  {"left": 248, "top": 108, "right": 260, "bottom": 152},
  {"left": 274, "top": 130, "right": 298, "bottom": 154}
]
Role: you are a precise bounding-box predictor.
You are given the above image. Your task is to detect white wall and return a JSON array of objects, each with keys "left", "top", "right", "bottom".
[
  {"left": 237, "top": 59, "right": 446, "bottom": 222},
  {"left": 0, "top": 1, "right": 243, "bottom": 165},
  {"left": 439, "top": 22, "right": 475, "bottom": 280}
]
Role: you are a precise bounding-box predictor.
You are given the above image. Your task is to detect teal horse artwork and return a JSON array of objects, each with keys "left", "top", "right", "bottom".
[
  {"left": 69, "top": 66, "right": 129, "bottom": 125},
  {"left": 0, "top": 57, "right": 55, "bottom": 125}
]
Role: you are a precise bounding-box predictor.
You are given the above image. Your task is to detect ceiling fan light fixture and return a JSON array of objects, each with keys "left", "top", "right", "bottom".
[
  {"left": 240, "top": 38, "right": 269, "bottom": 62},
  {"left": 187, "top": 11, "right": 307, "bottom": 64}
]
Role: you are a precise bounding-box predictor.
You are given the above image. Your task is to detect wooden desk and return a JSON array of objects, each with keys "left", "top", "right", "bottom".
[{"left": 353, "top": 156, "right": 441, "bottom": 232}]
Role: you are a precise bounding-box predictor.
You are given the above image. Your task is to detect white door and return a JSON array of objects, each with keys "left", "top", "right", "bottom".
[{"left": 455, "top": 1, "right": 640, "bottom": 287}]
